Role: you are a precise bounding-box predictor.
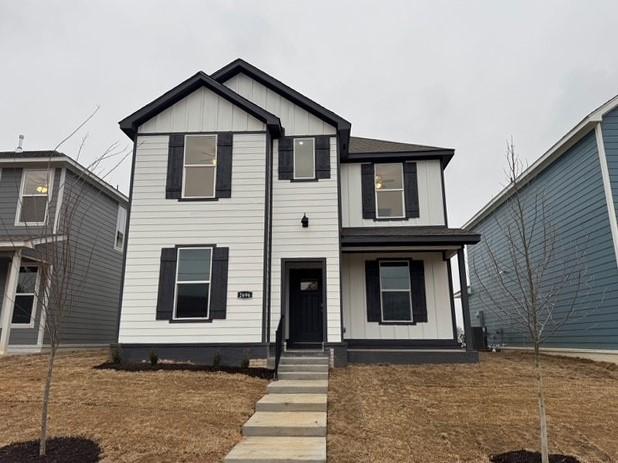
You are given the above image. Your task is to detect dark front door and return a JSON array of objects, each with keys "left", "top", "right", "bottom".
[{"left": 288, "top": 268, "right": 324, "bottom": 348}]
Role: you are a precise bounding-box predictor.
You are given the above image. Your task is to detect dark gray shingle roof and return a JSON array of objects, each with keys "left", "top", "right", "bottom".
[
  {"left": 349, "top": 137, "right": 450, "bottom": 154},
  {"left": 341, "top": 226, "right": 481, "bottom": 246}
]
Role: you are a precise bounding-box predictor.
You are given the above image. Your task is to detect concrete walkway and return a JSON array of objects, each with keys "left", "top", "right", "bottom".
[{"left": 225, "top": 351, "right": 329, "bottom": 463}]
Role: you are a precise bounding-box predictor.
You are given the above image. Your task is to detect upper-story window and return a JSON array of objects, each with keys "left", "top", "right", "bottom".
[
  {"left": 174, "top": 247, "right": 213, "bottom": 319},
  {"left": 293, "top": 138, "right": 315, "bottom": 180},
  {"left": 375, "top": 163, "right": 405, "bottom": 218},
  {"left": 183, "top": 135, "right": 217, "bottom": 198},
  {"left": 17, "top": 169, "right": 52, "bottom": 225},
  {"left": 379, "top": 260, "right": 412, "bottom": 322},
  {"left": 114, "top": 205, "right": 127, "bottom": 251}
]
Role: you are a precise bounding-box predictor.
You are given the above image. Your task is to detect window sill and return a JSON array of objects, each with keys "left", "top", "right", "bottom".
[
  {"left": 177, "top": 197, "right": 219, "bottom": 202},
  {"left": 378, "top": 321, "right": 417, "bottom": 326},
  {"left": 373, "top": 217, "right": 409, "bottom": 222},
  {"left": 290, "top": 178, "right": 318, "bottom": 183},
  {"left": 168, "top": 318, "right": 214, "bottom": 324},
  {"left": 10, "top": 323, "right": 35, "bottom": 329}
]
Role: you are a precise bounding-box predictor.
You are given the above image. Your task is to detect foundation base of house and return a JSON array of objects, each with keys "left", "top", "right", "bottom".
[
  {"left": 347, "top": 348, "right": 479, "bottom": 364},
  {"left": 501, "top": 346, "right": 618, "bottom": 365}
]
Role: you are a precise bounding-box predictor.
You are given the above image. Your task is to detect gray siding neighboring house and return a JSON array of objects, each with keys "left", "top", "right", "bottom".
[
  {"left": 0, "top": 151, "right": 128, "bottom": 354},
  {"left": 465, "top": 96, "right": 618, "bottom": 363}
]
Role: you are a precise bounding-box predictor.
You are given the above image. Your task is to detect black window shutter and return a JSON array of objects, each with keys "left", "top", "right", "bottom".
[
  {"left": 278, "top": 137, "right": 293, "bottom": 180},
  {"left": 315, "top": 136, "right": 331, "bottom": 179},
  {"left": 210, "top": 247, "right": 229, "bottom": 319},
  {"left": 409, "top": 259, "right": 427, "bottom": 323},
  {"left": 166, "top": 135, "right": 184, "bottom": 199},
  {"left": 156, "top": 248, "right": 177, "bottom": 320},
  {"left": 216, "top": 133, "right": 233, "bottom": 198},
  {"left": 365, "top": 260, "right": 381, "bottom": 322},
  {"left": 361, "top": 163, "right": 376, "bottom": 219},
  {"left": 404, "top": 162, "right": 420, "bottom": 218}
]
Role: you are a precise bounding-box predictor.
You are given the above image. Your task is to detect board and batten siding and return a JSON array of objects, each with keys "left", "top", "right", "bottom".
[
  {"left": 340, "top": 160, "right": 446, "bottom": 227},
  {"left": 341, "top": 252, "right": 453, "bottom": 340},
  {"left": 224, "top": 73, "right": 336, "bottom": 137},
  {"left": 270, "top": 137, "right": 341, "bottom": 343},
  {"left": 118, "top": 133, "right": 266, "bottom": 344},
  {"left": 138, "top": 86, "right": 266, "bottom": 134},
  {"left": 468, "top": 130, "right": 618, "bottom": 350}
]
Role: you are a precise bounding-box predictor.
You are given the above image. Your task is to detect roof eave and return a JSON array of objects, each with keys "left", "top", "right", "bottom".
[
  {"left": 119, "top": 71, "right": 283, "bottom": 139},
  {"left": 343, "top": 149, "right": 454, "bottom": 166}
]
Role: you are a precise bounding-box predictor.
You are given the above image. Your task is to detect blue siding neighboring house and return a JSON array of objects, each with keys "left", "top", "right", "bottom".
[{"left": 465, "top": 96, "right": 618, "bottom": 363}]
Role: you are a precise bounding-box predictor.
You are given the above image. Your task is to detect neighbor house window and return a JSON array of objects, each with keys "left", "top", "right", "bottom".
[
  {"left": 293, "top": 138, "right": 315, "bottom": 179},
  {"left": 11, "top": 266, "right": 39, "bottom": 325},
  {"left": 379, "top": 261, "right": 412, "bottom": 322},
  {"left": 114, "top": 205, "right": 127, "bottom": 251},
  {"left": 183, "top": 135, "right": 217, "bottom": 198},
  {"left": 174, "top": 247, "right": 212, "bottom": 319},
  {"left": 18, "top": 169, "right": 52, "bottom": 224},
  {"left": 375, "top": 163, "right": 405, "bottom": 218}
]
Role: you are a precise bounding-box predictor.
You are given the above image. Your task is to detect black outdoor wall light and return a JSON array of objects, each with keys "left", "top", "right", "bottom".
[{"left": 301, "top": 213, "right": 309, "bottom": 228}]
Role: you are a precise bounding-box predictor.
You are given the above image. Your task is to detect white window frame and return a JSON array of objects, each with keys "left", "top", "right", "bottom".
[
  {"left": 374, "top": 163, "right": 406, "bottom": 219},
  {"left": 15, "top": 168, "right": 54, "bottom": 226},
  {"left": 172, "top": 246, "right": 213, "bottom": 320},
  {"left": 11, "top": 264, "right": 41, "bottom": 329},
  {"left": 378, "top": 260, "right": 413, "bottom": 323},
  {"left": 182, "top": 134, "right": 218, "bottom": 199},
  {"left": 293, "top": 137, "right": 316, "bottom": 180},
  {"left": 114, "top": 204, "right": 127, "bottom": 252}
]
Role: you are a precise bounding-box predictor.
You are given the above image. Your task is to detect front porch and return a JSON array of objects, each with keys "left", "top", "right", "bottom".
[{"left": 338, "top": 226, "right": 481, "bottom": 364}]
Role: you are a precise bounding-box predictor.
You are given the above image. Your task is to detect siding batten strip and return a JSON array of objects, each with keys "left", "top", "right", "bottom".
[{"left": 595, "top": 122, "right": 618, "bottom": 268}]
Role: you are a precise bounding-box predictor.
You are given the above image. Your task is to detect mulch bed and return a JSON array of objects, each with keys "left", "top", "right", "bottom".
[
  {"left": 490, "top": 450, "right": 580, "bottom": 463},
  {"left": 0, "top": 437, "right": 101, "bottom": 463},
  {"left": 94, "top": 361, "right": 274, "bottom": 379}
]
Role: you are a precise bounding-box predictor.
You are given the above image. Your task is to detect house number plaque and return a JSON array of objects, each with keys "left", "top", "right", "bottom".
[{"left": 237, "top": 291, "right": 253, "bottom": 299}]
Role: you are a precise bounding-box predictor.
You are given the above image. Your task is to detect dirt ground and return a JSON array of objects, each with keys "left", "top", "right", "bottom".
[
  {"left": 0, "top": 350, "right": 267, "bottom": 462},
  {"left": 328, "top": 352, "right": 618, "bottom": 463}
]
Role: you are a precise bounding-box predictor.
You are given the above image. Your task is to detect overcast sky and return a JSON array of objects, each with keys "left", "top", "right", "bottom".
[{"left": 1, "top": 0, "right": 617, "bottom": 228}]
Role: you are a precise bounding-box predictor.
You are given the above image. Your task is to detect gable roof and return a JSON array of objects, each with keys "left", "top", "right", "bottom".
[
  {"left": 464, "top": 93, "right": 618, "bottom": 231},
  {"left": 347, "top": 136, "right": 455, "bottom": 166},
  {"left": 0, "top": 150, "right": 128, "bottom": 204},
  {"left": 119, "top": 71, "right": 283, "bottom": 139},
  {"left": 211, "top": 58, "right": 352, "bottom": 155}
]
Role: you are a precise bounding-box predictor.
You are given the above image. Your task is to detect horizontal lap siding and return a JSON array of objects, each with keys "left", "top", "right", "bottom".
[
  {"left": 118, "top": 133, "right": 266, "bottom": 344},
  {"left": 468, "top": 130, "right": 618, "bottom": 350},
  {"left": 603, "top": 108, "right": 618, "bottom": 220},
  {"left": 270, "top": 138, "right": 341, "bottom": 343},
  {"left": 341, "top": 252, "right": 453, "bottom": 340},
  {"left": 138, "top": 86, "right": 265, "bottom": 133},
  {"left": 224, "top": 73, "right": 336, "bottom": 136},
  {"left": 340, "top": 160, "right": 445, "bottom": 227},
  {"left": 49, "top": 170, "right": 125, "bottom": 344}
]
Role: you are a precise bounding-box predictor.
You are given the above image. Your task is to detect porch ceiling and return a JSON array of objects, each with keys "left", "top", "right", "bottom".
[{"left": 340, "top": 226, "right": 481, "bottom": 249}]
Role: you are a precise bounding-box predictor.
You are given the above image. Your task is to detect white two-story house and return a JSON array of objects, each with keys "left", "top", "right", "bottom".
[{"left": 116, "top": 59, "right": 480, "bottom": 366}]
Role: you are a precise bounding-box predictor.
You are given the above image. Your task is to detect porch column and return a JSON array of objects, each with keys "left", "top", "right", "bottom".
[
  {"left": 456, "top": 247, "right": 473, "bottom": 352},
  {"left": 0, "top": 249, "right": 22, "bottom": 355}
]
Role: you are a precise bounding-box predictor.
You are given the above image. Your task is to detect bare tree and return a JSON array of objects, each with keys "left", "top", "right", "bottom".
[
  {"left": 0, "top": 110, "right": 130, "bottom": 456},
  {"left": 471, "top": 140, "right": 586, "bottom": 463}
]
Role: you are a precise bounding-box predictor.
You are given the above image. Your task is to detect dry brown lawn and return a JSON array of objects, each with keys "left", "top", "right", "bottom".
[
  {"left": 0, "top": 350, "right": 267, "bottom": 462},
  {"left": 328, "top": 352, "right": 618, "bottom": 463}
]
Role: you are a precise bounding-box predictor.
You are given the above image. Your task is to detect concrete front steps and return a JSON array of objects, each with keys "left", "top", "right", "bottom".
[{"left": 225, "top": 351, "right": 329, "bottom": 463}]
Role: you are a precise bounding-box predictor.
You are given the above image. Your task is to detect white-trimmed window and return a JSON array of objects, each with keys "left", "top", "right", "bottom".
[
  {"left": 114, "top": 205, "right": 127, "bottom": 251},
  {"left": 293, "top": 138, "right": 315, "bottom": 179},
  {"left": 375, "top": 163, "right": 405, "bottom": 218},
  {"left": 17, "top": 169, "right": 52, "bottom": 225},
  {"left": 11, "top": 265, "right": 39, "bottom": 326},
  {"left": 183, "top": 135, "right": 217, "bottom": 198},
  {"left": 379, "top": 261, "right": 412, "bottom": 322},
  {"left": 173, "top": 247, "right": 213, "bottom": 319}
]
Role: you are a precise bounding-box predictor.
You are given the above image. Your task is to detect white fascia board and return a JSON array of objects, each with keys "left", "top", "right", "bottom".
[{"left": 464, "top": 94, "right": 618, "bottom": 231}]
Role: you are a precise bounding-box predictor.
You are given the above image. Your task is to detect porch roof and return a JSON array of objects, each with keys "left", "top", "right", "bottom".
[
  {"left": 340, "top": 226, "right": 481, "bottom": 248},
  {"left": 0, "top": 234, "right": 66, "bottom": 250}
]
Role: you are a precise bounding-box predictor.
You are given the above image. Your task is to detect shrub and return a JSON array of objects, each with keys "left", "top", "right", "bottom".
[
  {"left": 212, "top": 352, "right": 221, "bottom": 368},
  {"left": 110, "top": 346, "right": 121, "bottom": 365},
  {"left": 240, "top": 357, "right": 250, "bottom": 369},
  {"left": 149, "top": 351, "right": 158, "bottom": 366}
]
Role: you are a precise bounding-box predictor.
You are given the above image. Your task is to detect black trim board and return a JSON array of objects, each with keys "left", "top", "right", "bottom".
[
  {"left": 261, "top": 132, "right": 273, "bottom": 343},
  {"left": 211, "top": 59, "right": 351, "bottom": 157},
  {"left": 347, "top": 349, "right": 479, "bottom": 365},
  {"left": 343, "top": 150, "right": 454, "bottom": 165},
  {"left": 119, "top": 71, "right": 283, "bottom": 139},
  {"left": 119, "top": 343, "right": 268, "bottom": 367}
]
